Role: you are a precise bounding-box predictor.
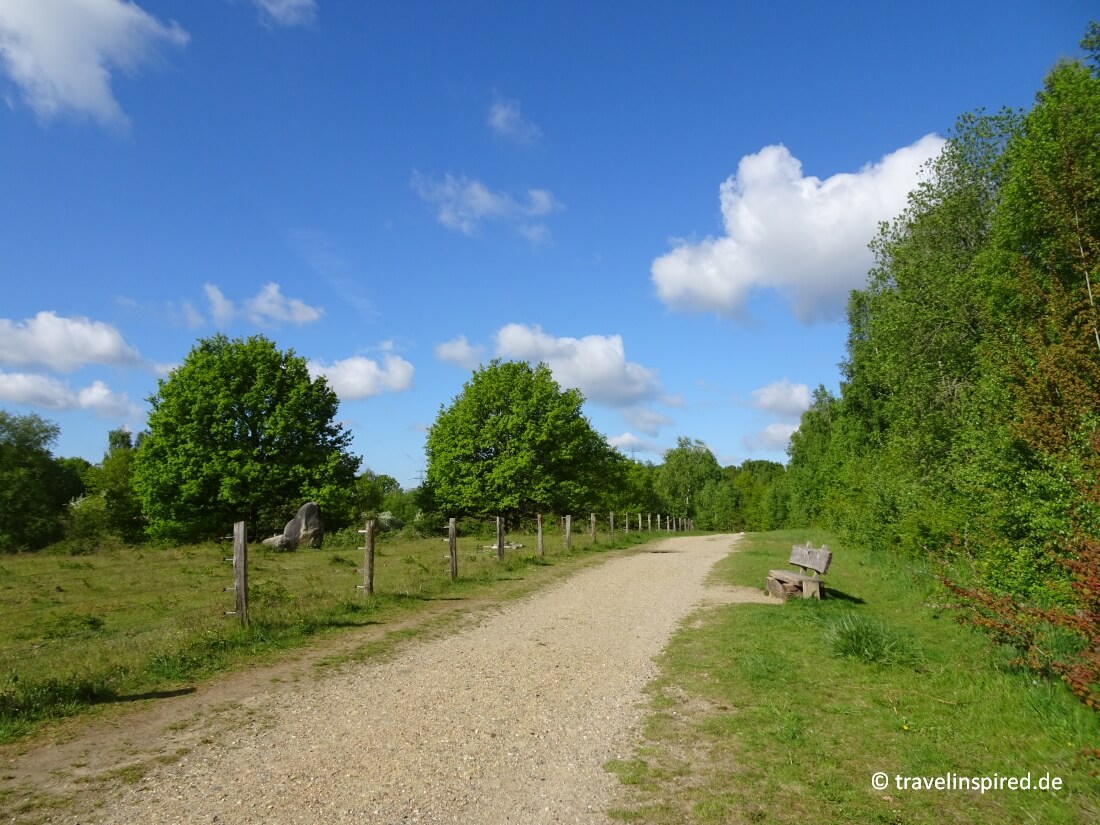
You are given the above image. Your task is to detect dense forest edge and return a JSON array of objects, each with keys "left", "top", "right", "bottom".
[{"left": 1, "top": 23, "right": 1098, "bottom": 740}]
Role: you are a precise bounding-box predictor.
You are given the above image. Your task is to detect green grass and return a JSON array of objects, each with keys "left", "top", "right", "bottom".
[
  {"left": 607, "top": 529, "right": 1100, "bottom": 824},
  {"left": 0, "top": 522, "right": 659, "bottom": 743}
]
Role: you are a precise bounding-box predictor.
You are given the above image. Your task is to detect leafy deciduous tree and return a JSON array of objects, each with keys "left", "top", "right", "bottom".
[
  {"left": 133, "top": 334, "right": 360, "bottom": 541},
  {"left": 424, "top": 360, "right": 618, "bottom": 523}
]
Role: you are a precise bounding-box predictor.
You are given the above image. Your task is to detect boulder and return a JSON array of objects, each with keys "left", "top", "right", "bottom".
[{"left": 261, "top": 502, "right": 324, "bottom": 550}]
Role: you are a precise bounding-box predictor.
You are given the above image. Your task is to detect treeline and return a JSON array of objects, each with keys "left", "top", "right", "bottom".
[
  {"left": 1, "top": 345, "right": 789, "bottom": 553},
  {"left": 0, "top": 403, "right": 786, "bottom": 553},
  {"left": 776, "top": 26, "right": 1100, "bottom": 711}
]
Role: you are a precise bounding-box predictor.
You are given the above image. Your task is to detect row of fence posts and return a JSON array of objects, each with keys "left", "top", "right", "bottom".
[{"left": 224, "top": 512, "right": 696, "bottom": 626}]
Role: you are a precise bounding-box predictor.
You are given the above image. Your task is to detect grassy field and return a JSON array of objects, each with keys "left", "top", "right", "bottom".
[
  {"left": 0, "top": 519, "right": 657, "bottom": 744},
  {"left": 606, "top": 529, "right": 1100, "bottom": 824}
]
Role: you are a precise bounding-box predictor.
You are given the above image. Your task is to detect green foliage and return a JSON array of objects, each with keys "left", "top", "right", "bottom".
[
  {"left": 655, "top": 437, "right": 721, "bottom": 518},
  {"left": 132, "top": 334, "right": 360, "bottom": 541},
  {"left": 0, "top": 411, "right": 77, "bottom": 552},
  {"left": 776, "top": 28, "right": 1100, "bottom": 715},
  {"left": 424, "top": 360, "right": 619, "bottom": 520}
]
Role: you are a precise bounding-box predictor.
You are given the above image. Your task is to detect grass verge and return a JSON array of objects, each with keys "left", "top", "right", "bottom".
[{"left": 606, "top": 529, "right": 1100, "bottom": 824}]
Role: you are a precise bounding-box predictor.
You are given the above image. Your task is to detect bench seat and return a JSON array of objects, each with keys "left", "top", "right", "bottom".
[{"left": 765, "top": 543, "right": 831, "bottom": 600}]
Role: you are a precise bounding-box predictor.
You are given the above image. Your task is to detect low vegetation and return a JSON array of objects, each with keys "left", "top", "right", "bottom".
[
  {"left": 607, "top": 530, "right": 1100, "bottom": 824},
  {"left": 0, "top": 522, "right": 659, "bottom": 744}
]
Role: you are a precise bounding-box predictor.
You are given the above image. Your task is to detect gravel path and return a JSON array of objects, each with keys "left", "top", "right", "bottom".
[{"left": 85, "top": 534, "right": 744, "bottom": 824}]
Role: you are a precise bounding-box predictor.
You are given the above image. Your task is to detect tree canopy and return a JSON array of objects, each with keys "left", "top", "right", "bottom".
[
  {"left": 424, "top": 360, "right": 619, "bottom": 521},
  {"left": 0, "top": 411, "right": 77, "bottom": 551},
  {"left": 656, "top": 437, "right": 722, "bottom": 519},
  {"left": 133, "top": 334, "right": 360, "bottom": 541}
]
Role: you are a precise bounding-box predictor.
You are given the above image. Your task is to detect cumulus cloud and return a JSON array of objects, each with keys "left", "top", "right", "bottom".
[
  {"left": 750, "top": 379, "right": 811, "bottom": 420},
  {"left": 0, "top": 311, "right": 142, "bottom": 372},
  {"left": 0, "top": 0, "right": 188, "bottom": 129},
  {"left": 608, "top": 432, "right": 664, "bottom": 456},
  {"left": 251, "top": 0, "right": 316, "bottom": 26},
  {"left": 412, "top": 172, "right": 562, "bottom": 241},
  {"left": 487, "top": 97, "right": 540, "bottom": 144},
  {"left": 434, "top": 335, "right": 485, "bottom": 370},
  {"left": 245, "top": 282, "right": 323, "bottom": 324},
  {"left": 494, "top": 323, "right": 662, "bottom": 408},
  {"left": 651, "top": 135, "right": 946, "bottom": 322},
  {"left": 307, "top": 354, "right": 414, "bottom": 400},
  {"left": 202, "top": 282, "right": 323, "bottom": 327},
  {"left": 0, "top": 369, "right": 138, "bottom": 418},
  {"left": 743, "top": 422, "right": 799, "bottom": 453}
]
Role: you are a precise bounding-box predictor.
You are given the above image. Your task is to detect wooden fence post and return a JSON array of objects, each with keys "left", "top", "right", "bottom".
[
  {"left": 610, "top": 511, "right": 615, "bottom": 539},
  {"left": 537, "top": 513, "right": 544, "bottom": 557},
  {"left": 565, "top": 514, "right": 572, "bottom": 551},
  {"left": 648, "top": 513, "right": 652, "bottom": 531},
  {"left": 448, "top": 517, "right": 458, "bottom": 581},
  {"left": 496, "top": 516, "right": 505, "bottom": 562},
  {"left": 358, "top": 519, "right": 376, "bottom": 596},
  {"left": 232, "top": 521, "right": 248, "bottom": 627},
  {"left": 638, "top": 513, "right": 642, "bottom": 531},
  {"left": 590, "top": 512, "right": 596, "bottom": 542},
  {"left": 625, "top": 512, "right": 629, "bottom": 534}
]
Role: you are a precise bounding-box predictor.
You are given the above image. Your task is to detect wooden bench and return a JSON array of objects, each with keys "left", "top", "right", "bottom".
[{"left": 766, "top": 543, "right": 831, "bottom": 600}]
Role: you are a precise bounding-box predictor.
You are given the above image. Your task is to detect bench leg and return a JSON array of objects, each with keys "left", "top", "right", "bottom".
[{"left": 801, "top": 579, "right": 823, "bottom": 599}]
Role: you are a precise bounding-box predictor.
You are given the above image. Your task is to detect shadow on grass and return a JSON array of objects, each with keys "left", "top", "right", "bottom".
[
  {"left": 98, "top": 687, "right": 197, "bottom": 705},
  {"left": 823, "top": 588, "right": 866, "bottom": 605}
]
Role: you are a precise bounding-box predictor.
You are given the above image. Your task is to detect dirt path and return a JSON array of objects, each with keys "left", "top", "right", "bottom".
[{"left": 4, "top": 534, "right": 771, "bottom": 824}]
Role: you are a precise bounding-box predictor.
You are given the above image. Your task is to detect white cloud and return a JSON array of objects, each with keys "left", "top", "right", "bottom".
[
  {"left": 0, "top": 0, "right": 188, "bottom": 130},
  {"left": 435, "top": 335, "right": 485, "bottom": 370},
  {"left": 412, "top": 172, "right": 562, "bottom": 241},
  {"left": 0, "top": 311, "right": 142, "bottom": 372},
  {"left": 750, "top": 379, "right": 811, "bottom": 420},
  {"left": 251, "top": 0, "right": 316, "bottom": 27},
  {"left": 307, "top": 354, "right": 414, "bottom": 400},
  {"left": 0, "top": 369, "right": 138, "bottom": 418},
  {"left": 651, "top": 135, "right": 946, "bottom": 322},
  {"left": 202, "top": 282, "right": 323, "bottom": 326},
  {"left": 742, "top": 422, "right": 799, "bottom": 452},
  {"left": 245, "top": 282, "right": 323, "bottom": 325},
  {"left": 608, "top": 432, "right": 664, "bottom": 456},
  {"left": 203, "top": 283, "right": 235, "bottom": 325},
  {"left": 494, "top": 323, "right": 662, "bottom": 408},
  {"left": 487, "top": 97, "right": 540, "bottom": 144}
]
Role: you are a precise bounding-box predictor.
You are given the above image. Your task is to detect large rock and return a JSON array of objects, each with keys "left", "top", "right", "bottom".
[{"left": 262, "top": 502, "right": 324, "bottom": 550}]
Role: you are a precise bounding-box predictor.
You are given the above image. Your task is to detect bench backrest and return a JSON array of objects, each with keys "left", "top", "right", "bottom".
[{"left": 789, "top": 543, "right": 831, "bottom": 576}]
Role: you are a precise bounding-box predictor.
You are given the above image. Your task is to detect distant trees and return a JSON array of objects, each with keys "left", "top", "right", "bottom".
[
  {"left": 656, "top": 437, "right": 722, "bottom": 519},
  {"left": 0, "top": 411, "right": 81, "bottom": 551},
  {"left": 133, "top": 334, "right": 360, "bottom": 541},
  {"left": 424, "top": 360, "right": 619, "bottom": 523}
]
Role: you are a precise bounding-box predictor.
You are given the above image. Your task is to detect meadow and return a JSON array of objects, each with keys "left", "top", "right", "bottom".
[
  {"left": 0, "top": 519, "right": 657, "bottom": 743},
  {"left": 607, "top": 530, "right": 1100, "bottom": 824}
]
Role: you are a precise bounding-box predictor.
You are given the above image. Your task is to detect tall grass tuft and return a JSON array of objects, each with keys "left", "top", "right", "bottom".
[{"left": 822, "top": 612, "right": 923, "bottom": 668}]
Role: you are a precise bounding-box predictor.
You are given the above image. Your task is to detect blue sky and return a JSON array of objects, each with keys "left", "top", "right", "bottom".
[{"left": 0, "top": 0, "right": 1093, "bottom": 488}]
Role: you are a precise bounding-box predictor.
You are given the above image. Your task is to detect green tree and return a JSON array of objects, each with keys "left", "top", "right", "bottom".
[
  {"left": 0, "top": 411, "right": 74, "bottom": 551},
  {"left": 133, "top": 334, "right": 360, "bottom": 541},
  {"left": 424, "top": 360, "right": 618, "bottom": 523},
  {"left": 90, "top": 428, "right": 144, "bottom": 542},
  {"left": 656, "top": 437, "right": 722, "bottom": 518}
]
